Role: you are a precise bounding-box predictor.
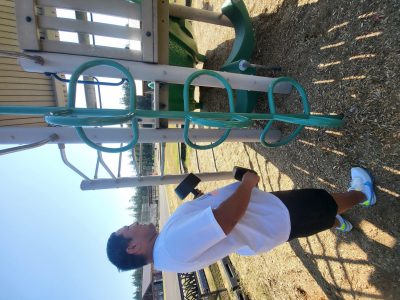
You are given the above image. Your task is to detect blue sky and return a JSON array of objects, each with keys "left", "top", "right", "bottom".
[
  {"left": 0, "top": 143, "right": 137, "bottom": 300},
  {"left": 0, "top": 72, "right": 142, "bottom": 299},
  {"left": 0, "top": 9, "right": 147, "bottom": 299},
  {"left": 0, "top": 62, "right": 142, "bottom": 300}
]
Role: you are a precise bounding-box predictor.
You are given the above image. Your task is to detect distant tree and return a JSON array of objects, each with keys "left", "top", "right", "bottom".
[
  {"left": 132, "top": 268, "right": 143, "bottom": 299},
  {"left": 135, "top": 144, "right": 155, "bottom": 176},
  {"left": 129, "top": 186, "right": 149, "bottom": 220},
  {"left": 121, "top": 82, "right": 152, "bottom": 110},
  {"left": 120, "top": 83, "right": 155, "bottom": 300}
]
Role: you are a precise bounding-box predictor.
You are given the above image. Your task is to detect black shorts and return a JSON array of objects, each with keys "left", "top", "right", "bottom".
[{"left": 271, "top": 189, "right": 338, "bottom": 240}]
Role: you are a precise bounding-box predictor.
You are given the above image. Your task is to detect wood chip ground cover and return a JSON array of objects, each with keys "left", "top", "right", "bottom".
[{"left": 179, "top": 1, "right": 400, "bottom": 299}]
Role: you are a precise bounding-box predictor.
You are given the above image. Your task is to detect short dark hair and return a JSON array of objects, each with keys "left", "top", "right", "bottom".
[{"left": 106, "top": 232, "right": 147, "bottom": 271}]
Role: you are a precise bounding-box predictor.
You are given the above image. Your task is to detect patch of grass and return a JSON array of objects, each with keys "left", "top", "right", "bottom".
[
  {"left": 184, "top": 144, "right": 192, "bottom": 172},
  {"left": 203, "top": 267, "right": 220, "bottom": 296},
  {"left": 164, "top": 143, "right": 181, "bottom": 212},
  {"left": 164, "top": 143, "right": 180, "bottom": 174}
]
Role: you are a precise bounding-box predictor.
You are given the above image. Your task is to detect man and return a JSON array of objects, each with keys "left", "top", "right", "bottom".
[{"left": 106, "top": 167, "right": 376, "bottom": 273}]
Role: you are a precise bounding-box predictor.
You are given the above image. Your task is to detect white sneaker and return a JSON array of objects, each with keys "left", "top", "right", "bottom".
[
  {"left": 348, "top": 167, "right": 376, "bottom": 207},
  {"left": 335, "top": 215, "right": 353, "bottom": 232}
]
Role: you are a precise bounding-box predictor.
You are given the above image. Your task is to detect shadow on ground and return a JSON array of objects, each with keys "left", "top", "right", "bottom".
[{"left": 198, "top": 0, "right": 399, "bottom": 298}]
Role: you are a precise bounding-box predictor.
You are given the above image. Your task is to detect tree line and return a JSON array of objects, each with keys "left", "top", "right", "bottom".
[{"left": 121, "top": 82, "right": 156, "bottom": 299}]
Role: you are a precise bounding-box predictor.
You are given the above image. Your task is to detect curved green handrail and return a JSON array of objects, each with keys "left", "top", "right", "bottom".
[
  {"left": 261, "top": 77, "right": 309, "bottom": 147},
  {"left": 188, "top": 114, "right": 251, "bottom": 128},
  {"left": 183, "top": 69, "right": 250, "bottom": 150},
  {"left": 9, "top": 59, "right": 343, "bottom": 152},
  {"left": 45, "top": 59, "right": 139, "bottom": 153}
]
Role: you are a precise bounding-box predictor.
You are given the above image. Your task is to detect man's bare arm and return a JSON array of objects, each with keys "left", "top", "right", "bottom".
[{"left": 212, "top": 172, "right": 260, "bottom": 235}]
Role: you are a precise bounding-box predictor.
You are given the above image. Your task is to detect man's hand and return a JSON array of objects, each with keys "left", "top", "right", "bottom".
[
  {"left": 241, "top": 171, "right": 260, "bottom": 188},
  {"left": 212, "top": 171, "right": 259, "bottom": 235}
]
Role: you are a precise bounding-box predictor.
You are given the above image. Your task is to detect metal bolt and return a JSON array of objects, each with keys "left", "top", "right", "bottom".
[
  {"left": 145, "top": 31, "right": 151, "bottom": 37},
  {"left": 26, "top": 16, "right": 32, "bottom": 22}
]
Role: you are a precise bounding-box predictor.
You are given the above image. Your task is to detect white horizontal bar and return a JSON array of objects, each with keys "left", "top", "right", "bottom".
[
  {"left": 40, "top": 41, "right": 143, "bottom": 61},
  {"left": 169, "top": 4, "right": 232, "bottom": 27},
  {"left": 80, "top": 172, "right": 233, "bottom": 190},
  {"left": 0, "top": 127, "right": 280, "bottom": 144},
  {"left": 37, "top": 0, "right": 141, "bottom": 20},
  {"left": 38, "top": 15, "right": 142, "bottom": 40},
  {"left": 15, "top": 0, "right": 40, "bottom": 51},
  {"left": 19, "top": 52, "right": 292, "bottom": 93}
]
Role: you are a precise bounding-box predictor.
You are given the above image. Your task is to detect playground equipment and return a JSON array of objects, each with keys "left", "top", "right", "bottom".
[
  {"left": 0, "top": 0, "right": 344, "bottom": 190},
  {"left": 12, "top": 0, "right": 289, "bottom": 113},
  {"left": 0, "top": 59, "right": 343, "bottom": 153}
]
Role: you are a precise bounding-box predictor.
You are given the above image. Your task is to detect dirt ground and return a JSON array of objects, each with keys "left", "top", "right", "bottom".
[{"left": 186, "top": 0, "right": 400, "bottom": 299}]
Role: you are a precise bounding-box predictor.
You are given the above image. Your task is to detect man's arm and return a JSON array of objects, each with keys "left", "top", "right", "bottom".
[{"left": 212, "top": 172, "right": 260, "bottom": 235}]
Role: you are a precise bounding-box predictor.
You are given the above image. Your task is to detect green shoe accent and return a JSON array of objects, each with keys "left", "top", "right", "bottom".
[{"left": 335, "top": 215, "right": 353, "bottom": 232}]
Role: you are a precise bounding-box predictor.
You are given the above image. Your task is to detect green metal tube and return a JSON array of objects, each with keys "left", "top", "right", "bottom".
[{"left": 0, "top": 60, "right": 344, "bottom": 152}]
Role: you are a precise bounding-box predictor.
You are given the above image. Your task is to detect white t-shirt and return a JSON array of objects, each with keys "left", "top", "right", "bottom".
[{"left": 153, "top": 182, "right": 291, "bottom": 273}]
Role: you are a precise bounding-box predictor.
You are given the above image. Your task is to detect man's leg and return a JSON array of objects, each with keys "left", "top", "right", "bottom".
[
  {"left": 331, "top": 191, "right": 365, "bottom": 229},
  {"left": 332, "top": 167, "right": 376, "bottom": 232},
  {"left": 332, "top": 191, "right": 366, "bottom": 214}
]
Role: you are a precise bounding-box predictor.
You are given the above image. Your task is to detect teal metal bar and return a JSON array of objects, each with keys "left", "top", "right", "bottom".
[
  {"left": 0, "top": 59, "right": 344, "bottom": 153},
  {"left": 0, "top": 107, "right": 342, "bottom": 127},
  {"left": 67, "top": 59, "right": 138, "bottom": 153}
]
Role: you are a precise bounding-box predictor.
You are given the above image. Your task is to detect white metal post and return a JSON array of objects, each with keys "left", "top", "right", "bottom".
[
  {"left": 18, "top": 53, "right": 292, "bottom": 93},
  {"left": 0, "top": 127, "right": 280, "bottom": 144},
  {"left": 80, "top": 172, "right": 234, "bottom": 190},
  {"left": 169, "top": 4, "right": 232, "bottom": 27}
]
